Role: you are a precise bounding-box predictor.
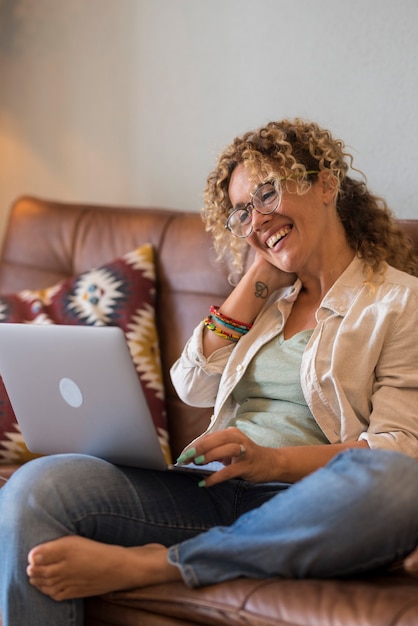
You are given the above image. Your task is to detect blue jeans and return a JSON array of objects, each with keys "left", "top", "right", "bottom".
[{"left": 1, "top": 448, "right": 418, "bottom": 626}]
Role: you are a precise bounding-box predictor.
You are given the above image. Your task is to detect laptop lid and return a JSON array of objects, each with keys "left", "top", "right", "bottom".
[{"left": 0, "top": 323, "right": 168, "bottom": 470}]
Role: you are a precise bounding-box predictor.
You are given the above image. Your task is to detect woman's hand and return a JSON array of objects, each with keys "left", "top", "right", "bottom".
[
  {"left": 177, "top": 428, "right": 284, "bottom": 487},
  {"left": 250, "top": 251, "right": 296, "bottom": 294},
  {"left": 202, "top": 252, "right": 294, "bottom": 358},
  {"left": 177, "top": 430, "right": 370, "bottom": 486}
]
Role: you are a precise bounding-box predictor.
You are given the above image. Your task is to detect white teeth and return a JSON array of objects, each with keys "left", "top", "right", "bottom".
[{"left": 266, "top": 227, "right": 292, "bottom": 249}]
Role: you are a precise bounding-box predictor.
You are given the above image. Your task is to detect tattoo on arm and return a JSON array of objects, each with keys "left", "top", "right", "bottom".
[{"left": 255, "top": 281, "right": 269, "bottom": 299}]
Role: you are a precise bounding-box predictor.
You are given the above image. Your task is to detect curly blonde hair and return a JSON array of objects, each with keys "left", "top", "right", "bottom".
[{"left": 202, "top": 118, "right": 418, "bottom": 283}]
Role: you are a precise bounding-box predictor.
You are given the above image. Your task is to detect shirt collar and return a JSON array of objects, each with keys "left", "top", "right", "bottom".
[
  {"left": 320, "top": 256, "right": 366, "bottom": 316},
  {"left": 279, "top": 256, "right": 366, "bottom": 317}
]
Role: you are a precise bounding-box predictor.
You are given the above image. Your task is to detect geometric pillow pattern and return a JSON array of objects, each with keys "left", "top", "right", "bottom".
[{"left": 0, "top": 244, "right": 171, "bottom": 465}]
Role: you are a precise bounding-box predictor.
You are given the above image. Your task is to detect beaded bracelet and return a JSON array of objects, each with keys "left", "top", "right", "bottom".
[
  {"left": 209, "top": 305, "right": 253, "bottom": 334},
  {"left": 211, "top": 316, "right": 245, "bottom": 334},
  {"left": 203, "top": 316, "right": 241, "bottom": 343}
]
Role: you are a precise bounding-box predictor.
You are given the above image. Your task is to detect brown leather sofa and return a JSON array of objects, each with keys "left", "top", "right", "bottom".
[{"left": 1, "top": 196, "right": 418, "bottom": 626}]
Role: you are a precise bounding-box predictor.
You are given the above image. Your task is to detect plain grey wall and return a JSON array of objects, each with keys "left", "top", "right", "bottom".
[{"left": 0, "top": 0, "right": 417, "bottom": 246}]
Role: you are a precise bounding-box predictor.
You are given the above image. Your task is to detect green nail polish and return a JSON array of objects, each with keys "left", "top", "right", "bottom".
[
  {"left": 194, "top": 455, "right": 205, "bottom": 465},
  {"left": 198, "top": 479, "right": 206, "bottom": 488},
  {"left": 177, "top": 447, "right": 196, "bottom": 464}
]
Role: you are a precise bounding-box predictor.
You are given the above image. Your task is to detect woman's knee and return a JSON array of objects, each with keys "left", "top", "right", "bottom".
[
  {"left": 330, "top": 448, "right": 418, "bottom": 515},
  {"left": 0, "top": 454, "right": 115, "bottom": 529}
]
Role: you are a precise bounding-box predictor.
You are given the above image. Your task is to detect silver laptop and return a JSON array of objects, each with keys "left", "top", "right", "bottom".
[{"left": 0, "top": 323, "right": 216, "bottom": 473}]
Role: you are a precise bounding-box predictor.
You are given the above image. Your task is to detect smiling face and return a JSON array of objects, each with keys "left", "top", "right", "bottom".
[{"left": 228, "top": 164, "right": 352, "bottom": 283}]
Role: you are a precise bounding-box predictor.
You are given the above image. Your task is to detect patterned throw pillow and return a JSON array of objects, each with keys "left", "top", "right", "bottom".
[{"left": 0, "top": 244, "right": 170, "bottom": 465}]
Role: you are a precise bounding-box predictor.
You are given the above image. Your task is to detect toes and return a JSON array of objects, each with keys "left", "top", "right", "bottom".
[
  {"left": 26, "top": 560, "right": 59, "bottom": 579},
  {"left": 27, "top": 549, "right": 43, "bottom": 567},
  {"left": 28, "top": 543, "right": 59, "bottom": 567},
  {"left": 28, "top": 573, "right": 68, "bottom": 601},
  {"left": 26, "top": 560, "right": 65, "bottom": 598}
]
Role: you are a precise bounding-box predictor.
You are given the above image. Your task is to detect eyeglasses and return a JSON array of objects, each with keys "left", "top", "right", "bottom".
[
  {"left": 225, "top": 182, "right": 280, "bottom": 238},
  {"left": 224, "top": 171, "right": 319, "bottom": 238}
]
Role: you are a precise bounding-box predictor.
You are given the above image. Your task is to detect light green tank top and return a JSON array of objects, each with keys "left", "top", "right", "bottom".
[{"left": 231, "top": 330, "right": 328, "bottom": 447}]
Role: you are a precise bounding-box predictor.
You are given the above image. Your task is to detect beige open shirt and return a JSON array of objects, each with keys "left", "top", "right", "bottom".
[{"left": 171, "top": 257, "right": 418, "bottom": 459}]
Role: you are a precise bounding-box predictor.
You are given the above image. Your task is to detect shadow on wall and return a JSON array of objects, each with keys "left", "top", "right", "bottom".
[{"left": 0, "top": 0, "right": 30, "bottom": 56}]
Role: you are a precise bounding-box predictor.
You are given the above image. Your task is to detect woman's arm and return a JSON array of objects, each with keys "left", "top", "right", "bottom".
[
  {"left": 264, "top": 439, "right": 370, "bottom": 483},
  {"left": 177, "top": 428, "right": 369, "bottom": 486},
  {"left": 202, "top": 253, "right": 294, "bottom": 357},
  {"left": 170, "top": 254, "right": 293, "bottom": 406},
  {"left": 169, "top": 323, "right": 231, "bottom": 408}
]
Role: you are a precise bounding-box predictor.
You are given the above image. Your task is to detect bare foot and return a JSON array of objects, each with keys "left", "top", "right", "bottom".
[
  {"left": 403, "top": 546, "right": 418, "bottom": 577},
  {"left": 26, "top": 536, "right": 182, "bottom": 601}
]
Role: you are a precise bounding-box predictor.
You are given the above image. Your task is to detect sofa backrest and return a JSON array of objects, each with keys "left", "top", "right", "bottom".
[
  {"left": 0, "top": 197, "right": 240, "bottom": 456},
  {"left": 0, "top": 196, "right": 417, "bottom": 457}
]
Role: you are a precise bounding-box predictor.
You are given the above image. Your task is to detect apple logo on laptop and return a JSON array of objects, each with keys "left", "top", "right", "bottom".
[{"left": 59, "top": 377, "right": 83, "bottom": 408}]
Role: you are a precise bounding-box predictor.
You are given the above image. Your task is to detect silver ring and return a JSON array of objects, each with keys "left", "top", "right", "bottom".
[{"left": 238, "top": 444, "right": 246, "bottom": 459}]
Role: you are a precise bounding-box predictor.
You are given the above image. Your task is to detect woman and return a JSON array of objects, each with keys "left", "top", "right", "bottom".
[{"left": 2, "top": 118, "right": 418, "bottom": 625}]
